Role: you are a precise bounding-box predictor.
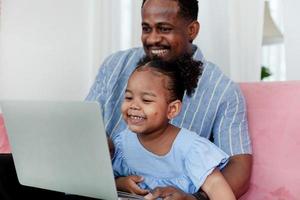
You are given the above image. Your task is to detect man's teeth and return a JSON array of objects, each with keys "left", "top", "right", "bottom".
[{"left": 151, "top": 49, "right": 168, "bottom": 55}]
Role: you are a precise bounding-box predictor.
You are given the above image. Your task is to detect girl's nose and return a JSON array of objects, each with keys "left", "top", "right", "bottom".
[{"left": 129, "top": 103, "right": 140, "bottom": 110}]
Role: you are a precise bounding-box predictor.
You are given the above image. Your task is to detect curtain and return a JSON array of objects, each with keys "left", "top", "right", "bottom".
[
  {"left": 195, "top": 0, "right": 264, "bottom": 82},
  {"left": 94, "top": 0, "right": 141, "bottom": 76},
  {"left": 261, "top": 0, "right": 286, "bottom": 81},
  {"left": 283, "top": 0, "right": 300, "bottom": 80}
]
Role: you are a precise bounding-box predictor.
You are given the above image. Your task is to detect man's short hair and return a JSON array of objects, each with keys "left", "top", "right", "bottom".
[{"left": 142, "top": 0, "right": 199, "bottom": 21}]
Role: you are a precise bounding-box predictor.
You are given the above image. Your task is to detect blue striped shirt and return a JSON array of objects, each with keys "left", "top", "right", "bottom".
[{"left": 86, "top": 46, "right": 252, "bottom": 156}]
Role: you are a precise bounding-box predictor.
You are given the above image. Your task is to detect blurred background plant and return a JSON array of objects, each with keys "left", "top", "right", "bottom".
[{"left": 261, "top": 66, "right": 272, "bottom": 80}]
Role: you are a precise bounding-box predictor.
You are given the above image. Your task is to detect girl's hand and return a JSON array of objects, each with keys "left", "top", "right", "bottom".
[
  {"left": 144, "top": 186, "right": 194, "bottom": 200},
  {"left": 116, "top": 175, "right": 149, "bottom": 195}
]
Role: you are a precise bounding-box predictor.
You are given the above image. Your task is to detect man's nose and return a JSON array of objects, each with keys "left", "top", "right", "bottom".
[{"left": 147, "top": 30, "right": 162, "bottom": 45}]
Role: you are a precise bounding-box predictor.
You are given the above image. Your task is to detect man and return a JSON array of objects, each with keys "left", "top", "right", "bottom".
[{"left": 86, "top": 0, "right": 252, "bottom": 199}]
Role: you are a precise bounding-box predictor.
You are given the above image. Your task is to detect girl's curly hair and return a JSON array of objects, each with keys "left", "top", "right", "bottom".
[{"left": 135, "top": 55, "right": 203, "bottom": 101}]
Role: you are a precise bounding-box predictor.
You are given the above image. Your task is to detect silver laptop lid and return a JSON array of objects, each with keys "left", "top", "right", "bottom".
[{"left": 1, "top": 100, "right": 118, "bottom": 200}]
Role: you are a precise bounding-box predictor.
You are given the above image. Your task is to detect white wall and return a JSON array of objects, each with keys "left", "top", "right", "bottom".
[
  {"left": 283, "top": 0, "right": 300, "bottom": 80},
  {"left": 0, "top": 0, "right": 99, "bottom": 101}
]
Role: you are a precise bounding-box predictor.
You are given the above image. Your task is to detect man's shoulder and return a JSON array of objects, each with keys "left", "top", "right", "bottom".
[
  {"left": 197, "top": 58, "right": 242, "bottom": 100},
  {"left": 201, "top": 61, "right": 233, "bottom": 87},
  {"left": 99, "top": 47, "right": 144, "bottom": 74},
  {"left": 192, "top": 46, "right": 232, "bottom": 85},
  {"left": 105, "top": 47, "right": 144, "bottom": 62}
]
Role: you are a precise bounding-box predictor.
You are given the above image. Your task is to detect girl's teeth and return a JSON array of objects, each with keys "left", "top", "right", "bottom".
[{"left": 130, "top": 116, "right": 143, "bottom": 120}]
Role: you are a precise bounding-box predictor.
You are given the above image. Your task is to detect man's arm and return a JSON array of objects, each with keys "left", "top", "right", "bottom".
[
  {"left": 211, "top": 83, "right": 253, "bottom": 198},
  {"left": 221, "top": 154, "right": 252, "bottom": 198},
  {"left": 191, "top": 154, "right": 252, "bottom": 200},
  {"left": 146, "top": 154, "right": 252, "bottom": 200},
  {"left": 188, "top": 154, "right": 252, "bottom": 200},
  {"left": 192, "top": 82, "right": 253, "bottom": 199}
]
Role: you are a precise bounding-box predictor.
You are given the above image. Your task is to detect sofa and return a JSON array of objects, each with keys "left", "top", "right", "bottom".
[
  {"left": 0, "top": 115, "right": 11, "bottom": 153},
  {"left": 1, "top": 81, "right": 300, "bottom": 199},
  {"left": 239, "top": 81, "right": 300, "bottom": 200}
]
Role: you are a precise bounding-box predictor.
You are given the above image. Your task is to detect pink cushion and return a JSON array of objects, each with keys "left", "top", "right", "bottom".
[
  {"left": 0, "top": 113, "right": 11, "bottom": 153},
  {"left": 240, "top": 81, "right": 300, "bottom": 200}
]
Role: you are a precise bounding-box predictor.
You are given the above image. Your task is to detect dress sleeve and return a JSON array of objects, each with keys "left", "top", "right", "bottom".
[{"left": 184, "top": 136, "right": 229, "bottom": 191}]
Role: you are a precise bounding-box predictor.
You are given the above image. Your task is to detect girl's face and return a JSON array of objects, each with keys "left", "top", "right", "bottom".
[{"left": 121, "top": 67, "right": 173, "bottom": 135}]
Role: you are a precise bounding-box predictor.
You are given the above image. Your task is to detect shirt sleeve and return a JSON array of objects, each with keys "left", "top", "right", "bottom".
[
  {"left": 111, "top": 130, "right": 125, "bottom": 177},
  {"left": 85, "top": 54, "right": 114, "bottom": 114},
  {"left": 85, "top": 53, "right": 120, "bottom": 132},
  {"left": 213, "top": 82, "right": 252, "bottom": 156},
  {"left": 184, "top": 135, "right": 229, "bottom": 191}
]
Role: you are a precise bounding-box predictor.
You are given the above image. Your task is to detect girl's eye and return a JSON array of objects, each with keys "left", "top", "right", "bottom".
[
  {"left": 125, "top": 96, "right": 132, "bottom": 100},
  {"left": 143, "top": 99, "right": 153, "bottom": 103}
]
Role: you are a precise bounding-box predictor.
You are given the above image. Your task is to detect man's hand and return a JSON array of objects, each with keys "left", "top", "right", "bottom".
[
  {"left": 115, "top": 176, "right": 149, "bottom": 195},
  {"left": 144, "top": 186, "right": 196, "bottom": 200}
]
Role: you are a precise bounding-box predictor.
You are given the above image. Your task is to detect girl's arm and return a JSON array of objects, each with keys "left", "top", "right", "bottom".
[{"left": 201, "top": 169, "right": 236, "bottom": 200}]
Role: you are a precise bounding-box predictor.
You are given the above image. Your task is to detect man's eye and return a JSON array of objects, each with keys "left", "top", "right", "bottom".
[
  {"left": 142, "top": 26, "right": 151, "bottom": 33},
  {"left": 160, "top": 27, "right": 172, "bottom": 33}
]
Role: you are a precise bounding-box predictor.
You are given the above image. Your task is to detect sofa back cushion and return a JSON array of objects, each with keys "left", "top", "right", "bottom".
[
  {"left": 240, "top": 81, "right": 300, "bottom": 200},
  {"left": 0, "top": 113, "right": 11, "bottom": 153}
]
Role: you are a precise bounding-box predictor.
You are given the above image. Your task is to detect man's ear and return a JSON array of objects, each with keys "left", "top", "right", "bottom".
[
  {"left": 167, "top": 100, "right": 182, "bottom": 120},
  {"left": 188, "top": 21, "right": 200, "bottom": 42}
]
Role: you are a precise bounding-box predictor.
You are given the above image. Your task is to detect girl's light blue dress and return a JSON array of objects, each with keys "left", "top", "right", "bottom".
[{"left": 112, "top": 128, "right": 229, "bottom": 193}]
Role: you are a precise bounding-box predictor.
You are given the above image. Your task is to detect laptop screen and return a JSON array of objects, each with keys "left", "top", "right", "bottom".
[{"left": 1, "top": 100, "right": 119, "bottom": 200}]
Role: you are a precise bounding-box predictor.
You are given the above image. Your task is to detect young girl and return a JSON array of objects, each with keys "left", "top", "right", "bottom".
[{"left": 112, "top": 56, "right": 236, "bottom": 200}]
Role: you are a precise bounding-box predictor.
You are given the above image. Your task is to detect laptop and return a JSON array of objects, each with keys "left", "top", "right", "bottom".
[{"left": 0, "top": 100, "right": 145, "bottom": 200}]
